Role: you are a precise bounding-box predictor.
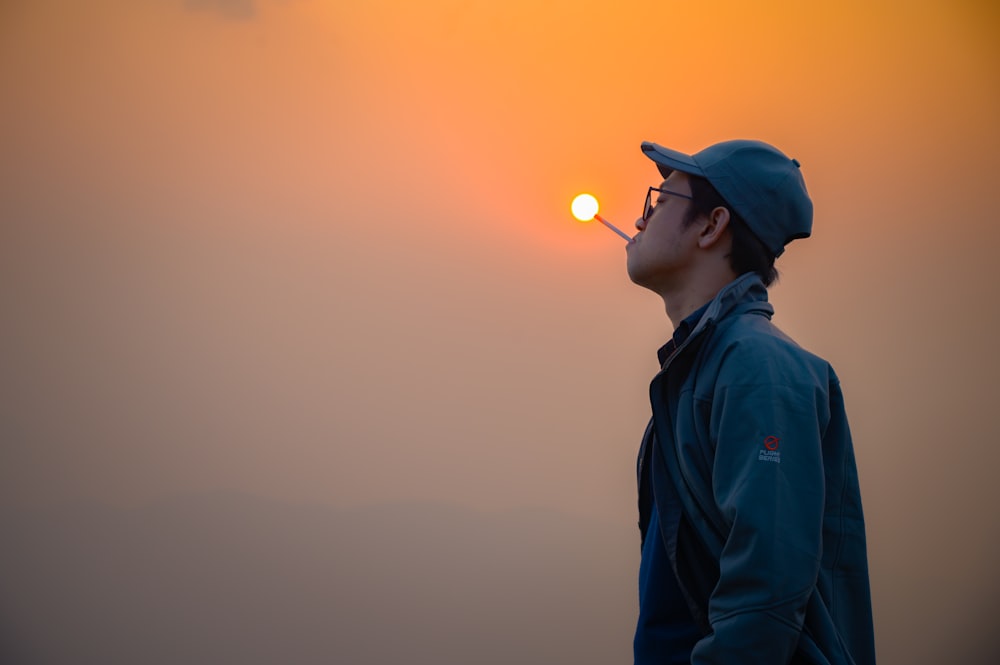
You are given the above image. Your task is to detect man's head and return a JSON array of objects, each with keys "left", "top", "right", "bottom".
[
  {"left": 641, "top": 139, "right": 812, "bottom": 260},
  {"left": 626, "top": 139, "right": 811, "bottom": 318}
]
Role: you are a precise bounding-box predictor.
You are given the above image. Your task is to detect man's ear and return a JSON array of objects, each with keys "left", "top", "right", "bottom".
[{"left": 698, "top": 206, "right": 731, "bottom": 249}]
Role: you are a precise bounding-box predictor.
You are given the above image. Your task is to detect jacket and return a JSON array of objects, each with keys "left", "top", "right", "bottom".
[{"left": 637, "top": 273, "right": 876, "bottom": 665}]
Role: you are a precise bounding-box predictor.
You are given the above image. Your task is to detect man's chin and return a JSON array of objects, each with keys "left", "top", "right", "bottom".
[
  {"left": 626, "top": 259, "right": 650, "bottom": 286},
  {"left": 626, "top": 269, "right": 654, "bottom": 291}
]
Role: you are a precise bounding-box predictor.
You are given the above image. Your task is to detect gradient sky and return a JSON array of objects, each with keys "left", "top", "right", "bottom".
[{"left": 2, "top": 1, "right": 999, "bottom": 663}]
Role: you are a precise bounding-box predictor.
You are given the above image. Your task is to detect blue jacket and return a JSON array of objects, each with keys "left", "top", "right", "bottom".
[{"left": 637, "top": 273, "right": 876, "bottom": 665}]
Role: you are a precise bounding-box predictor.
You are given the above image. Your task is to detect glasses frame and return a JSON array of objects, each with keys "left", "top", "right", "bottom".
[{"left": 644, "top": 186, "right": 693, "bottom": 221}]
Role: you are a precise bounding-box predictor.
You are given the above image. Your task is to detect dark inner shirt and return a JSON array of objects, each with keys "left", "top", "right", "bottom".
[{"left": 634, "top": 302, "right": 709, "bottom": 665}]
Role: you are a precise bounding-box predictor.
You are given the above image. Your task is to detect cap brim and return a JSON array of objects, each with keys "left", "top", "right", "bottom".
[{"left": 641, "top": 142, "right": 705, "bottom": 180}]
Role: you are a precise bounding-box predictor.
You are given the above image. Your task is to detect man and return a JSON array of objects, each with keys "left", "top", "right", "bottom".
[{"left": 628, "top": 140, "right": 876, "bottom": 665}]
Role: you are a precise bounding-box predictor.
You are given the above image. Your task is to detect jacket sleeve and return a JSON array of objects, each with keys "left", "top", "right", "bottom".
[{"left": 691, "top": 343, "right": 830, "bottom": 665}]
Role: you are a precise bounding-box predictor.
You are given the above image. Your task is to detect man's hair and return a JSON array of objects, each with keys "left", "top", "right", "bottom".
[{"left": 683, "top": 175, "right": 779, "bottom": 287}]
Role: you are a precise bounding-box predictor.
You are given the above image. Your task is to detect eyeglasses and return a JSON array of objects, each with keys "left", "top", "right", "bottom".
[{"left": 644, "top": 186, "right": 693, "bottom": 221}]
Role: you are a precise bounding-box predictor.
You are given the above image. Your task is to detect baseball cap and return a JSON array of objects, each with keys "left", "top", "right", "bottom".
[{"left": 641, "top": 139, "right": 812, "bottom": 257}]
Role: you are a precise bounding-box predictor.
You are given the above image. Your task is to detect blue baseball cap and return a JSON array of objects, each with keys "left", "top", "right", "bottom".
[{"left": 641, "top": 139, "right": 813, "bottom": 257}]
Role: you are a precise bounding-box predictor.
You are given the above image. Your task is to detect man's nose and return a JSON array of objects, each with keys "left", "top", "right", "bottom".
[{"left": 635, "top": 216, "right": 646, "bottom": 231}]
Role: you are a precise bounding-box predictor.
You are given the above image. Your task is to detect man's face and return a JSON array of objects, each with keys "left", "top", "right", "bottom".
[{"left": 625, "top": 170, "right": 700, "bottom": 293}]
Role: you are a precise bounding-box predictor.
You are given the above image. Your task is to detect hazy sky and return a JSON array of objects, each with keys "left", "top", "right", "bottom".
[{"left": 2, "top": 1, "right": 999, "bottom": 663}]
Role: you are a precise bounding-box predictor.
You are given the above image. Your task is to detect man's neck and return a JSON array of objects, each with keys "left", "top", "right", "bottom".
[{"left": 660, "top": 271, "right": 738, "bottom": 329}]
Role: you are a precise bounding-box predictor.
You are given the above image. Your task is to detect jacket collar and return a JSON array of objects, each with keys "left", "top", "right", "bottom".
[{"left": 698, "top": 272, "right": 772, "bottom": 331}]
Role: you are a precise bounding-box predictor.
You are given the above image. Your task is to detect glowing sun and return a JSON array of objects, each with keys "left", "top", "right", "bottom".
[{"left": 571, "top": 193, "right": 599, "bottom": 221}]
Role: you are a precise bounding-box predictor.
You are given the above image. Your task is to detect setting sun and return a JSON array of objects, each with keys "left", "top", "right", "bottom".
[{"left": 571, "top": 193, "right": 599, "bottom": 221}]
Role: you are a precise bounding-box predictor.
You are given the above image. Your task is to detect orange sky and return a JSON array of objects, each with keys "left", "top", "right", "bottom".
[{"left": 2, "top": 1, "right": 999, "bottom": 663}]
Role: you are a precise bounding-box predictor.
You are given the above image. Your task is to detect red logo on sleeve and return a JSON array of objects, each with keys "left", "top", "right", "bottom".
[{"left": 759, "top": 436, "right": 781, "bottom": 462}]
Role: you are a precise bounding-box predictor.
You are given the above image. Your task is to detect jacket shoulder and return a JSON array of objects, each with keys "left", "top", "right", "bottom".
[{"left": 705, "top": 313, "right": 836, "bottom": 388}]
